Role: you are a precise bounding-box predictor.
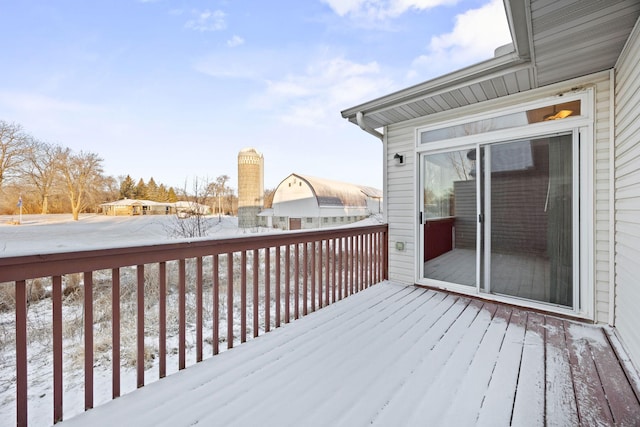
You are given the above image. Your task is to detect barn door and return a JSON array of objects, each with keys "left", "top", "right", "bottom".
[{"left": 289, "top": 218, "right": 301, "bottom": 230}]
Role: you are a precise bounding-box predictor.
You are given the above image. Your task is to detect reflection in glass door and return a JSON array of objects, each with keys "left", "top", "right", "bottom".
[
  {"left": 481, "top": 135, "right": 574, "bottom": 307},
  {"left": 422, "top": 149, "right": 477, "bottom": 287}
]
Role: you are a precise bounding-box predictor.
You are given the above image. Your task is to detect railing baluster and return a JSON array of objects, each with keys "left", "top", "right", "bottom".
[
  {"left": 241, "top": 251, "right": 247, "bottom": 343},
  {"left": 364, "top": 234, "right": 368, "bottom": 290},
  {"left": 84, "top": 272, "right": 94, "bottom": 409},
  {"left": 294, "top": 244, "right": 299, "bottom": 320},
  {"left": 318, "top": 240, "right": 324, "bottom": 308},
  {"left": 345, "top": 237, "right": 351, "bottom": 297},
  {"left": 111, "top": 269, "right": 121, "bottom": 397},
  {"left": 213, "top": 254, "right": 219, "bottom": 355},
  {"left": 332, "top": 239, "right": 337, "bottom": 304},
  {"left": 285, "top": 245, "right": 291, "bottom": 323},
  {"left": 373, "top": 233, "right": 378, "bottom": 284},
  {"left": 338, "top": 238, "right": 343, "bottom": 301},
  {"left": 311, "top": 241, "right": 316, "bottom": 313},
  {"left": 227, "top": 252, "right": 234, "bottom": 349},
  {"left": 253, "top": 249, "right": 259, "bottom": 338},
  {"left": 371, "top": 232, "right": 375, "bottom": 284},
  {"left": 178, "top": 260, "right": 186, "bottom": 370},
  {"left": 53, "top": 275, "right": 63, "bottom": 423},
  {"left": 344, "top": 237, "right": 356, "bottom": 296},
  {"left": 374, "top": 232, "right": 379, "bottom": 282},
  {"left": 368, "top": 233, "right": 372, "bottom": 286},
  {"left": 275, "top": 246, "right": 281, "bottom": 328},
  {"left": 303, "top": 243, "right": 308, "bottom": 316},
  {"left": 16, "top": 280, "right": 27, "bottom": 427},
  {"left": 159, "top": 262, "right": 166, "bottom": 378},
  {"left": 196, "top": 257, "right": 203, "bottom": 363},
  {"left": 356, "top": 235, "right": 361, "bottom": 292},
  {"left": 324, "top": 239, "right": 331, "bottom": 305},
  {"left": 265, "top": 248, "right": 271, "bottom": 333},
  {"left": 137, "top": 265, "right": 145, "bottom": 387}
]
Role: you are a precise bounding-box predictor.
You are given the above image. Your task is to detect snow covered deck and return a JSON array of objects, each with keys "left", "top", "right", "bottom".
[{"left": 61, "top": 281, "right": 640, "bottom": 426}]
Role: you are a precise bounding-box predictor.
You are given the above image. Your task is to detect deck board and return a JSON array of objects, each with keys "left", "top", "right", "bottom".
[
  {"left": 475, "top": 307, "right": 527, "bottom": 426},
  {"left": 511, "top": 312, "right": 546, "bottom": 426},
  {"left": 545, "top": 316, "right": 580, "bottom": 426},
  {"left": 60, "top": 282, "right": 640, "bottom": 427}
]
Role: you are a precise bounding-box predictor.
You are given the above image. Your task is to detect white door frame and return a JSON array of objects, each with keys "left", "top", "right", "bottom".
[{"left": 415, "top": 90, "right": 594, "bottom": 318}]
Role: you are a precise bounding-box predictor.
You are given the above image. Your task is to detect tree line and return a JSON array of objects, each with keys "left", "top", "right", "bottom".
[
  {"left": 0, "top": 120, "right": 241, "bottom": 219},
  {"left": 0, "top": 120, "right": 116, "bottom": 219}
]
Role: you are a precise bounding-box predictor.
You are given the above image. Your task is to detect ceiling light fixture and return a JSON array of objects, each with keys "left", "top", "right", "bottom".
[{"left": 543, "top": 108, "right": 573, "bottom": 121}]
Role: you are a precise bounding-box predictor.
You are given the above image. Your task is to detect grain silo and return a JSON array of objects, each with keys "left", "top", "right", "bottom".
[{"left": 237, "top": 148, "right": 264, "bottom": 228}]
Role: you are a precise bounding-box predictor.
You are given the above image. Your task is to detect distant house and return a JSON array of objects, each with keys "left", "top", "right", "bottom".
[
  {"left": 268, "top": 173, "right": 382, "bottom": 230},
  {"left": 100, "top": 199, "right": 211, "bottom": 216},
  {"left": 100, "top": 199, "right": 173, "bottom": 216},
  {"left": 341, "top": 0, "right": 640, "bottom": 367},
  {"left": 173, "top": 201, "right": 212, "bottom": 216}
]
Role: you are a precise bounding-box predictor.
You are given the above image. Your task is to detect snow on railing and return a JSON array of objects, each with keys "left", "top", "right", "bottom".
[{"left": 0, "top": 224, "right": 388, "bottom": 426}]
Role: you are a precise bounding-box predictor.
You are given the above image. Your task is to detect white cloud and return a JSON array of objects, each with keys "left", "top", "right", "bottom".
[
  {"left": 193, "top": 50, "right": 282, "bottom": 79},
  {"left": 409, "top": 0, "right": 511, "bottom": 79},
  {"left": 322, "top": 0, "right": 458, "bottom": 20},
  {"left": 0, "top": 91, "right": 101, "bottom": 114},
  {"left": 227, "top": 35, "right": 245, "bottom": 48},
  {"left": 185, "top": 9, "right": 226, "bottom": 32},
  {"left": 250, "top": 56, "right": 394, "bottom": 128}
]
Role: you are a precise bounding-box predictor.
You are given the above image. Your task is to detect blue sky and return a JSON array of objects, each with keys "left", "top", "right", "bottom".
[{"left": 0, "top": 0, "right": 511, "bottom": 192}]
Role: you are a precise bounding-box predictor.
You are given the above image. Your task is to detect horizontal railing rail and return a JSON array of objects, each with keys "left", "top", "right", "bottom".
[{"left": 0, "top": 224, "right": 388, "bottom": 426}]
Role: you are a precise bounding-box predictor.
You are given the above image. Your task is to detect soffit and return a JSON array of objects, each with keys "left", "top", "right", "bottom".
[
  {"left": 531, "top": 0, "right": 640, "bottom": 86},
  {"left": 341, "top": 0, "right": 640, "bottom": 130}
]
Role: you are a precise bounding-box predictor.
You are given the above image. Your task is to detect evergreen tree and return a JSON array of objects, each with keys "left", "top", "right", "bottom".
[
  {"left": 134, "top": 178, "right": 147, "bottom": 199},
  {"left": 167, "top": 187, "right": 178, "bottom": 203},
  {"left": 157, "top": 184, "right": 168, "bottom": 202},
  {"left": 119, "top": 175, "right": 136, "bottom": 199},
  {"left": 147, "top": 177, "right": 159, "bottom": 201}
]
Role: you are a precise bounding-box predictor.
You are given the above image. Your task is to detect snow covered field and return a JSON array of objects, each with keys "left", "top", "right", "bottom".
[{"left": 0, "top": 214, "right": 255, "bottom": 257}]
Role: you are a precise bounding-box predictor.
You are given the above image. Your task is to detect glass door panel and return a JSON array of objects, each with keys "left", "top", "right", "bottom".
[
  {"left": 422, "top": 149, "right": 477, "bottom": 287},
  {"left": 482, "top": 135, "right": 574, "bottom": 307}
]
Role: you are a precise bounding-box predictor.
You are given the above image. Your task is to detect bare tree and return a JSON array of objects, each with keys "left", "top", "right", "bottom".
[
  {"left": 58, "top": 149, "right": 105, "bottom": 220},
  {"left": 21, "top": 140, "right": 64, "bottom": 214},
  {"left": 167, "top": 177, "right": 214, "bottom": 238},
  {"left": 208, "top": 174, "right": 230, "bottom": 216},
  {"left": 0, "top": 120, "right": 29, "bottom": 188},
  {"left": 448, "top": 151, "right": 473, "bottom": 181}
]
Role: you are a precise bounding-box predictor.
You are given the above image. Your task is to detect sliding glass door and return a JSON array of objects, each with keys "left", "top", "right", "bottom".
[
  {"left": 421, "top": 148, "right": 477, "bottom": 287},
  {"left": 420, "top": 133, "right": 577, "bottom": 308},
  {"left": 481, "top": 134, "right": 575, "bottom": 307}
]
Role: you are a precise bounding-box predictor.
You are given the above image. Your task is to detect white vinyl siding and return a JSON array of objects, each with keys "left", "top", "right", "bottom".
[
  {"left": 385, "top": 123, "right": 416, "bottom": 285},
  {"left": 593, "top": 76, "right": 613, "bottom": 324},
  {"left": 613, "top": 21, "right": 640, "bottom": 364}
]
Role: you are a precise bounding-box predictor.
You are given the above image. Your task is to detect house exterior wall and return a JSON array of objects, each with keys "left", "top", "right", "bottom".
[
  {"left": 613, "top": 20, "right": 640, "bottom": 365},
  {"left": 385, "top": 123, "right": 416, "bottom": 285},
  {"left": 385, "top": 71, "right": 612, "bottom": 321}
]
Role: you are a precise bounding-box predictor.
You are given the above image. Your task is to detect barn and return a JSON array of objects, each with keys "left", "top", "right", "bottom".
[{"left": 269, "top": 173, "right": 382, "bottom": 230}]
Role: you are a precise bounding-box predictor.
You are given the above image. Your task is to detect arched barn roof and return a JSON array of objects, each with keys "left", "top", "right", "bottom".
[{"left": 276, "top": 174, "right": 382, "bottom": 208}]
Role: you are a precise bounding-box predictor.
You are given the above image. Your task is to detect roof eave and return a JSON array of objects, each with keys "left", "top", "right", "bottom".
[{"left": 341, "top": 51, "right": 527, "bottom": 123}]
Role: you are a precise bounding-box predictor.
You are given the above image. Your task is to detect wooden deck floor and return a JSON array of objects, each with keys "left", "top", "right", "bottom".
[{"left": 62, "top": 282, "right": 640, "bottom": 426}]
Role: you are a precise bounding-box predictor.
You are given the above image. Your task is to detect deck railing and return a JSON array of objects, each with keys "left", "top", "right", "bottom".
[{"left": 0, "top": 224, "right": 388, "bottom": 426}]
